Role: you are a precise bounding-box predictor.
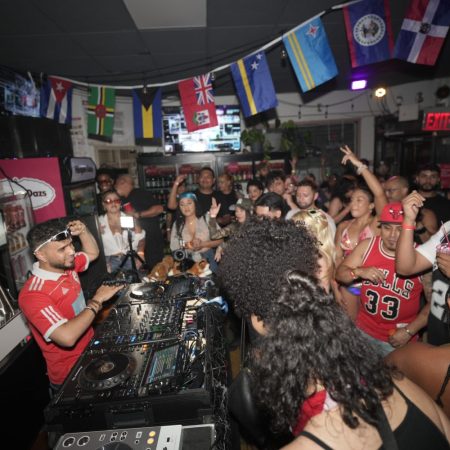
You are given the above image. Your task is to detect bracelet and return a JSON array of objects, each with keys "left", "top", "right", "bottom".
[
  {"left": 349, "top": 269, "right": 358, "bottom": 280},
  {"left": 84, "top": 306, "right": 97, "bottom": 316},
  {"left": 404, "top": 327, "right": 414, "bottom": 337},
  {"left": 356, "top": 164, "right": 368, "bottom": 175},
  {"left": 401, "top": 224, "right": 415, "bottom": 230},
  {"left": 90, "top": 299, "right": 102, "bottom": 309}
]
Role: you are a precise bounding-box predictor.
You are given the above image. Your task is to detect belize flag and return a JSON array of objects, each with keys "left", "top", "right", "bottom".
[
  {"left": 343, "top": 0, "right": 394, "bottom": 68},
  {"left": 283, "top": 17, "right": 338, "bottom": 93},
  {"left": 394, "top": 0, "right": 450, "bottom": 66},
  {"left": 40, "top": 76, "right": 73, "bottom": 125},
  {"left": 231, "top": 51, "right": 278, "bottom": 118}
]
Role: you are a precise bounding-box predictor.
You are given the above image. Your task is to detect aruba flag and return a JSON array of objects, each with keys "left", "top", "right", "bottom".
[
  {"left": 283, "top": 17, "right": 338, "bottom": 93},
  {"left": 132, "top": 88, "right": 162, "bottom": 145},
  {"left": 231, "top": 51, "right": 278, "bottom": 118}
]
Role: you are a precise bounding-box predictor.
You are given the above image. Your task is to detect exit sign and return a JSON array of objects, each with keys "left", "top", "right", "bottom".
[{"left": 422, "top": 111, "right": 450, "bottom": 131}]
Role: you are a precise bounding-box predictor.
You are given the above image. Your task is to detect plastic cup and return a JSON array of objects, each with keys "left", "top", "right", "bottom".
[
  {"left": 122, "top": 202, "right": 133, "bottom": 213},
  {"left": 436, "top": 243, "right": 450, "bottom": 255}
]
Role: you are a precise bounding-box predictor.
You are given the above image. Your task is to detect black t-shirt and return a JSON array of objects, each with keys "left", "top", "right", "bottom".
[
  {"left": 124, "top": 188, "right": 164, "bottom": 268},
  {"left": 214, "top": 190, "right": 238, "bottom": 218},
  {"left": 194, "top": 190, "right": 218, "bottom": 217},
  {"left": 423, "top": 194, "right": 450, "bottom": 225}
]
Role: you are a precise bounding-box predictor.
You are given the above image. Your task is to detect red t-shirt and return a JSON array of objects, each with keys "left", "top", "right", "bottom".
[
  {"left": 18, "top": 253, "right": 93, "bottom": 385},
  {"left": 357, "top": 237, "right": 422, "bottom": 342}
]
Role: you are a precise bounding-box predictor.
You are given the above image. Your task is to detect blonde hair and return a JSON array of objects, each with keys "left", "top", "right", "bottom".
[{"left": 291, "top": 209, "right": 336, "bottom": 287}]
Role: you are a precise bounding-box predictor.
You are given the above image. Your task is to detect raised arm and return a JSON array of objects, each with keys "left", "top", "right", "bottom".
[
  {"left": 340, "top": 145, "right": 387, "bottom": 215},
  {"left": 396, "top": 191, "right": 433, "bottom": 275},
  {"left": 68, "top": 220, "right": 99, "bottom": 262},
  {"left": 167, "top": 175, "right": 186, "bottom": 210}
]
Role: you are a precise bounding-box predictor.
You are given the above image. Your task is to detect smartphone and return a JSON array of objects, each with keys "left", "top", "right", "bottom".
[{"left": 120, "top": 214, "right": 135, "bottom": 229}]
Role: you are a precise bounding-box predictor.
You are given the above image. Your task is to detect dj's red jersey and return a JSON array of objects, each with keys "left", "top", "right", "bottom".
[
  {"left": 357, "top": 237, "right": 422, "bottom": 342},
  {"left": 18, "top": 253, "right": 93, "bottom": 384}
]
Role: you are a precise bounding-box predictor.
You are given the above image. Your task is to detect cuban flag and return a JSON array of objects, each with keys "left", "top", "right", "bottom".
[
  {"left": 394, "top": 0, "right": 450, "bottom": 65},
  {"left": 343, "top": 0, "right": 394, "bottom": 68},
  {"left": 40, "top": 76, "right": 73, "bottom": 125}
]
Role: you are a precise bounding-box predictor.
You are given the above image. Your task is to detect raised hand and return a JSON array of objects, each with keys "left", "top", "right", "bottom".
[
  {"left": 209, "top": 197, "right": 221, "bottom": 219},
  {"left": 340, "top": 145, "right": 360, "bottom": 167},
  {"left": 401, "top": 191, "right": 425, "bottom": 223}
]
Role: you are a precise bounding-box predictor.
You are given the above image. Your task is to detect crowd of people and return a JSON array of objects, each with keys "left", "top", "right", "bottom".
[{"left": 17, "top": 146, "right": 450, "bottom": 448}]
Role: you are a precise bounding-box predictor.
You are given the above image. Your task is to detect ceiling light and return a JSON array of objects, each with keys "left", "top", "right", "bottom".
[
  {"left": 351, "top": 79, "right": 367, "bottom": 90},
  {"left": 375, "top": 87, "right": 387, "bottom": 98}
]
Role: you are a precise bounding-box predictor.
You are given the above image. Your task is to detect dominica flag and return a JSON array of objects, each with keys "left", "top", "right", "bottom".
[
  {"left": 87, "top": 86, "right": 116, "bottom": 142},
  {"left": 132, "top": 88, "right": 162, "bottom": 145}
]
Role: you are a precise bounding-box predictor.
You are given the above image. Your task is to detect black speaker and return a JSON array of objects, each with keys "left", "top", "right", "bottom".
[
  {"left": 71, "top": 213, "right": 108, "bottom": 298},
  {"left": 0, "top": 116, "right": 73, "bottom": 158}
]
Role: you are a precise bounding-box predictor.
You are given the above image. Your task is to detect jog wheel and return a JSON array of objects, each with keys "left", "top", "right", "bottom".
[{"left": 79, "top": 353, "right": 136, "bottom": 391}]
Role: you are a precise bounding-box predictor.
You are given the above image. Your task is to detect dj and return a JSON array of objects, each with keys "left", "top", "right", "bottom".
[{"left": 18, "top": 218, "right": 123, "bottom": 392}]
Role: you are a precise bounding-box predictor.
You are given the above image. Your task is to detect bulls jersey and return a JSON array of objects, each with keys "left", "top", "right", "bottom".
[
  {"left": 18, "top": 253, "right": 92, "bottom": 384},
  {"left": 357, "top": 237, "right": 422, "bottom": 342}
]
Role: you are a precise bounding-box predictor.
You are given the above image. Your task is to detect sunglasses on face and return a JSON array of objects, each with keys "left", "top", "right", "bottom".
[
  {"left": 103, "top": 198, "right": 121, "bottom": 205},
  {"left": 34, "top": 228, "right": 72, "bottom": 253}
]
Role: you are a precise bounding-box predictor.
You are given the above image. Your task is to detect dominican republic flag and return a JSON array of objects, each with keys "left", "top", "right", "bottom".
[
  {"left": 231, "top": 51, "right": 278, "bottom": 118},
  {"left": 132, "top": 88, "right": 162, "bottom": 146},
  {"left": 394, "top": 0, "right": 450, "bottom": 65},
  {"left": 343, "top": 0, "right": 394, "bottom": 68},
  {"left": 283, "top": 17, "right": 338, "bottom": 93},
  {"left": 87, "top": 86, "right": 116, "bottom": 142},
  {"left": 178, "top": 73, "right": 218, "bottom": 132},
  {"left": 40, "top": 76, "right": 73, "bottom": 125}
]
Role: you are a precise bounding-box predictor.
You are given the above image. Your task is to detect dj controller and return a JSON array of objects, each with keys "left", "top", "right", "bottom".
[
  {"left": 54, "top": 424, "right": 215, "bottom": 450},
  {"left": 45, "top": 275, "right": 225, "bottom": 435}
]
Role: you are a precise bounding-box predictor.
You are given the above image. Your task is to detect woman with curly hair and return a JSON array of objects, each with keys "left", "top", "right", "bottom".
[{"left": 219, "top": 219, "right": 449, "bottom": 449}]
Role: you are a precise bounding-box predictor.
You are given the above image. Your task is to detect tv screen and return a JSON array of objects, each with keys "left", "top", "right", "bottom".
[{"left": 163, "top": 105, "right": 241, "bottom": 153}]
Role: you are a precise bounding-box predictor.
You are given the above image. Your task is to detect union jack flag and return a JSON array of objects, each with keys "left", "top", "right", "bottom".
[{"left": 194, "top": 74, "right": 215, "bottom": 105}]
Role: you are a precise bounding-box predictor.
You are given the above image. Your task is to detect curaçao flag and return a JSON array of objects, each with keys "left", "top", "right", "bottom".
[
  {"left": 394, "top": 0, "right": 450, "bottom": 66},
  {"left": 87, "top": 87, "right": 116, "bottom": 142},
  {"left": 283, "top": 17, "right": 338, "bottom": 93},
  {"left": 40, "top": 76, "right": 72, "bottom": 125},
  {"left": 231, "top": 51, "right": 278, "bottom": 118},
  {"left": 132, "top": 88, "right": 162, "bottom": 145},
  {"left": 343, "top": 0, "right": 394, "bottom": 68}
]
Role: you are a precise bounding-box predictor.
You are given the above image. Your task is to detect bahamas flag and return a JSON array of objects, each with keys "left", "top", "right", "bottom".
[
  {"left": 283, "top": 17, "right": 338, "bottom": 93},
  {"left": 87, "top": 86, "right": 116, "bottom": 142},
  {"left": 132, "top": 88, "right": 162, "bottom": 145},
  {"left": 231, "top": 52, "right": 278, "bottom": 118}
]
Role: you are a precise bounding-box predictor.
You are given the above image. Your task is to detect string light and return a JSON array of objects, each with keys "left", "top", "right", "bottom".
[
  {"left": 210, "top": 72, "right": 216, "bottom": 82},
  {"left": 375, "top": 87, "right": 387, "bottom": 98}
]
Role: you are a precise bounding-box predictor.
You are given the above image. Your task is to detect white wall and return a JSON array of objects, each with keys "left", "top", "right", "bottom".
[{"left": 71, "top": 76, "right": 450, "bottom": 165}]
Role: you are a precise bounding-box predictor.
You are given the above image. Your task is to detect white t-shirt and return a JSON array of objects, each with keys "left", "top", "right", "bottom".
[
  {"left": 99, "top": 214, "right": 146, "bottom": 256},
  {"left": 416, "top": 220, "right": 450, "bottom": 320}
]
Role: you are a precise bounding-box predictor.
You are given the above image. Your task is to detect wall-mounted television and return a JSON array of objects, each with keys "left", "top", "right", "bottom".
[{"left": 163, "top": 105, "right": 241, "bottom": 153}]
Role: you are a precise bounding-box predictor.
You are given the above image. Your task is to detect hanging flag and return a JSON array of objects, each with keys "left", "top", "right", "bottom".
[
  {"left": 343, "top": 0, "right": 394, "bottom": 68},
  {"left": 132, "top": 88, "right": 162, "bottom": 145},
  {"left": 283, "top": 17, "right": 338, "bottom": 93},
  {"left": 178, "top": 73, "right": 218, "bottom": 133},
  {"left": 394, "top": 0, "right": 450, "bottom": 65},
  {"left": 40, "top": 76, "right": 73, "bottom": 125},
  {"left": 87, "top": 87, "right": 116, "bottom": 142}
]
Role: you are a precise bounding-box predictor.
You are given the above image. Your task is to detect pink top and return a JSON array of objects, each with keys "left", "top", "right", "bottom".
[{"left": 340, "top": 220, "right": 374, "bottom": 256}]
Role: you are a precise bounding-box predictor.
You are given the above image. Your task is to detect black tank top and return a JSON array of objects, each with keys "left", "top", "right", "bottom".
[{"left": 299, "top": 386, "right": 449, "bottom": 449}]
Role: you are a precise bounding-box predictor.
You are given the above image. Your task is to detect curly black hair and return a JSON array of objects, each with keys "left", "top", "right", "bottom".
[
  {"left": 251, "top": 270, "right": 394, "bottom": 433},
  {"left": 218, "top": 217, "right": 319, "bottom": 321}
]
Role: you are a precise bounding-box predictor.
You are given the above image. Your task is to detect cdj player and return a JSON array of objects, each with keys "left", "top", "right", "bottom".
[{"left": 45, "top": 276, "right": 221, "bottom": 434}]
